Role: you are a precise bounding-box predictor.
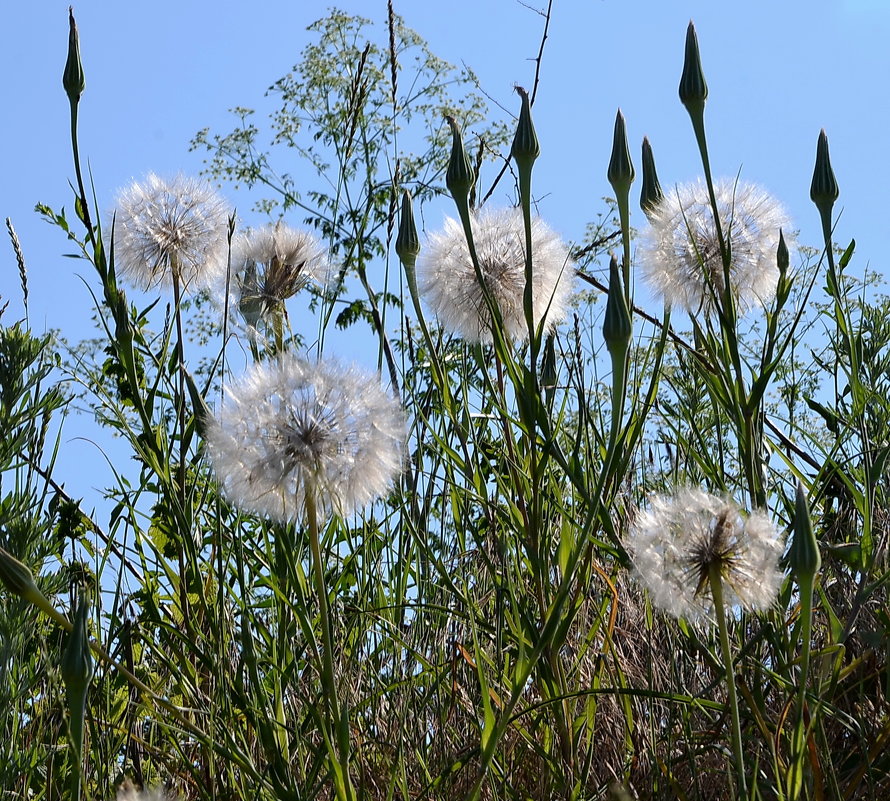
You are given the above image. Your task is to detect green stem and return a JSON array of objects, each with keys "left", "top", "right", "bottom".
[
  {"left": 307, "top": 492, "right": 355, "bottom": 801},
  {"left": 67, "top": 686, "right": 86, "bottom": 801},
  {"left": 69, "top": 99, "right": 96, "bottom": 250},
  {"left": 788, "top": 573, "right": 815, "bottom": 799},
  {"left": 709, "top": 563, "right": 748, "bottom": 799}
]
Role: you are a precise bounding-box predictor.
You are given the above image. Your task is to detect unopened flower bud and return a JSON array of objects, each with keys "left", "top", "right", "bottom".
[
  {"left": 810, "top": 129, "right": 839, "bottom": 214},
  {"left": 61, "top": 595, "right": 94, "bottom": 693},
  {"left": 511, "top": 86, "right": 540, "bottom": 170},
  {"left": 679, "top": 21, "right": 708, "bottom": 118},
  {"left": 789, "top": 482, "right": 821, "bottom": 583},
  {"left": 640, "top": 137, "right": 664, "bottom": 219},
  {"left": 395, "top": 190, "right": 420, "bottom": 266},
  {"left": 445, "top": 116, "right": 475, "bottom": 201},
  {"left": 0, "top": 546, "right": 44, "bottom": 605},
  {"left": 603, "top": 254, "right": 632, "bottom": 354},
  {"left": 63, "top": 7, "right": 85, "bottom": 105},
  {"left": 607, "top": 110, "right": 635, "bottom": 198}
]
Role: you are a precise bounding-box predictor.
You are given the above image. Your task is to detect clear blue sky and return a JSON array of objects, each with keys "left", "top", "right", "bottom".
[{"left": 1, "top": 0, "right": 887, "bottom": 504}]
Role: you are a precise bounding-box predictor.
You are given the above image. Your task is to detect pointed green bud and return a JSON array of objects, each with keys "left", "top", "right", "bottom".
[
  {"left": 445, "top": 116, "right": 475, "bottom": 201},
  {"left": 640, "top": 137, "right": 664, "bottom": 219},
  {"left": 777, "top": 229, "right": 789, "bottom": 277},
  {"left": 679, "top": 21, "right": 708, "bottom": 118},
  {"left": 603, "top": 254, "right": 632, "bottom": 354},
  {"left": 0, "top": 546, "right": 44, "bottom": 605},
  {"left": 810, "top": 129, "right": 839, "bottom": 213},
  {"left": 607, "top": 109, "right": 635, "bottom": 199},
  {"left": 395, "top": 190, "right": 420, "bottom": 267},
  {"left": 511, "top": 86, "right": 540, "bottom": 170},
  {"left": 789, "top": 482, "right": 821, "bottom": 583},
  {"left": 61, "top": 595, "right": 94, "bottom": 693},
  {"left": 63, "top": 7, "right": 85, "bottom": 105}
]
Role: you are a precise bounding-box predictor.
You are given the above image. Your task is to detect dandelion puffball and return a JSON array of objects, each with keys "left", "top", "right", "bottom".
[
  {"left": 206, "top": 356, "right": 405, "bottom": 523},
  {"left": 639, "top": 178, "right": 791, "bottom": 315},
  {"left": 626, "top": 486, "right": 784, "bottom": 624},
  {"left": 109, "top": 173, "right": 231, "bottom": 293},
  {"left": 231, "top": 222, "right": 331, "bottom": 328},
  {"left": 418, "top": 207, "right": 574, "bottom": 343}
]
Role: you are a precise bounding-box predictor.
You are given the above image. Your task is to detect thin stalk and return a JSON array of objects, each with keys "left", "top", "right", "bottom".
[
  {"left": 68, "top": 98, "right": 96, "bottom": 250},
  {"left": 306, "top": 491, "right": 355, "bottom": 801},
  {"left": 709, "top": 563, "right": 748, "bottom": 799},
  {"left": 171, "top": 272, "right": 192, "bottom": 628}
]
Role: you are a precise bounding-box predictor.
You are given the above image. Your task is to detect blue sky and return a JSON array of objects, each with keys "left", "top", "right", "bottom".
[{"left": 1, "top": 0, "right": 888, "bottom": 503}]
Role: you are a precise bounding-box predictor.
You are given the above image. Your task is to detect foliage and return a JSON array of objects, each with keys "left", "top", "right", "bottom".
[{"left": 2, "top": 7, "right": 889, "bottom": 801}]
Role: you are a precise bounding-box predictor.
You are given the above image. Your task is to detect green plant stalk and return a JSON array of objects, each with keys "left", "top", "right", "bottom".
[
  {"left": 615, "top": 186, "right": 632, "bottom": 304},
  {"left": 171, "top": 270, "right": 193, "bottom": 628},
  {"left": 787, "top": 571, "right": 815, "bottom": 800},
  {"left": 306, "top": 491, "right": 356, "bottom": 801},
  {"left": 68, "top": 98, "right": 96, "bottom": 250},
  {"left": 708, "top": 563, "right": 748, "bottom": 799},
  {"left": 66, "top": 683, "right": 87, "bottom": 801}
]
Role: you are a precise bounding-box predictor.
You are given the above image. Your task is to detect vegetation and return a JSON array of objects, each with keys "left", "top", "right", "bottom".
[{"left": 1, "top": 6, "right": 887, "bottom": 800}]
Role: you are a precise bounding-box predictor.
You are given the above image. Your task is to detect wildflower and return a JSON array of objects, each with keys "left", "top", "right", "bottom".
[
  {"left": 206, "top": 355, "right": 405, "bottom": 523},
  {"left": 109, "top": 173, "right": 230, "bottom": 292},
  {"left": 418, "top": 207, "right": 573, "bottom": 343},
  {"left": 230, "top": 221, "right": 330, "bottom": 332},
  {"left": 626, "top": 486, "right": 784, "bottom": 623},
  {"left": 638, "top": 178, "right": 791, "bottom": 315}
]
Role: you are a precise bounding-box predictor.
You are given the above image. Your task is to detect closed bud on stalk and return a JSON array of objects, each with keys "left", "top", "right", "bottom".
[
  {"left": 777, "top": 229, "right": 789, "bottom": 277},
  {"left": 395, "top": 190, "right": 420, "bottom": 266},
  {"left": 679, "top": 21, "right": 708, "bottom": 118},
  {"left": 0, "top": 546, "right": 44, "bottom": 605},
  {"left": 511, "top": 86, "right": 540, "bottom": 170},
  {"left": 61, "top": 595, "right": 94, "bottom": 693},
  {"left": 63, "top": 7, "right": 85, "bottom": 105},
  {"left": 789, "top": 482, "right": 821, "bottom": 583},
  {"left": 603, "top": 253, "right": 632, "bottom": 354},
  {"left": 607, "top": 109, "right": 635, "bottom": 198},
  {"left": 640, "top": 137, "right": 664, "bottom": 219},
  {"left": 810, "top": 129, "right": 839, "bottom": 213},
  {"left": 445, "top": 116, "right": 475, "bottom": 201}
]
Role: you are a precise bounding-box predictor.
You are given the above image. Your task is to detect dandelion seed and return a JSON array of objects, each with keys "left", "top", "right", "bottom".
[
  {"left": 230, "top": 221, "right": 330, "bottom": 332},
  {"left": 109, "top": 173, "right": 231, "bottom": 293},
  {"left": 626, "top": 486, "right": 784, "bottom": 623},
  {"left": 206, "top": 355, "right": 405, "bottom": 523},
  {"left": 639, "top": 178, "right": 791, "bottom": 315},
  {"left": 418, "top": 207, "right": 574, "bottom": 343}
]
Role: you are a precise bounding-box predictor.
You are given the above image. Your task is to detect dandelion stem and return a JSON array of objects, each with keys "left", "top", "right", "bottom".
[
  {"left": 306, "top": 491, "right": 355, "bottom": 801},
  {"left": 708, "top": 563, "right": 748, "bottom": 799}
]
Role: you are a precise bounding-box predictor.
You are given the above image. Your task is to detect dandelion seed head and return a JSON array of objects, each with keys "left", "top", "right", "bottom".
[
  {"left": 206, "top": 356, "right": 405, "bottom": 523},
  {"left": 115, "top": 782, "right": 180, "bottom": 801},
  {"left": 639, "top": 178, "right": 792, "bottom": 315},
  {"left": 626, "top": 486, "right": 784, "bottom": 624},
  {"left": 110, "top": 173, "right": 231, "bottom": 293},
  {"left": 418, "top": 207, "right": 574, "bottom": 343},
  {"left": 230, "top": 222, "right": 331, "bottom": 326}
]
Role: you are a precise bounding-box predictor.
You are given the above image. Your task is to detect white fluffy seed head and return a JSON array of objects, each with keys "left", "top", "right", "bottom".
[
  {"left": 418, "top": 206, "right": 574, "bottom": 343},
  {"left": 205, "top": 356, "right": 405, "bottom": 523},
  {"left": 109, "top": 173, "right": 231, "bottom": 293},
  {"left": 638, "top": 178, "right": 792, "bottom": 315},
  {"left": 626, "top": 486, "right": 785, "bottom": 624},
  {"left": 229, "top": 222, "right": 331, "bottom": 332},
  {"left": 115, "top": 784, "right": 180, "bottom": 801}
]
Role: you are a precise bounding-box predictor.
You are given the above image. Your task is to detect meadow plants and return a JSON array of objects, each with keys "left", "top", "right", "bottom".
[{"left": 1, "top": 7, "right": 888, "bottom": 801}]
